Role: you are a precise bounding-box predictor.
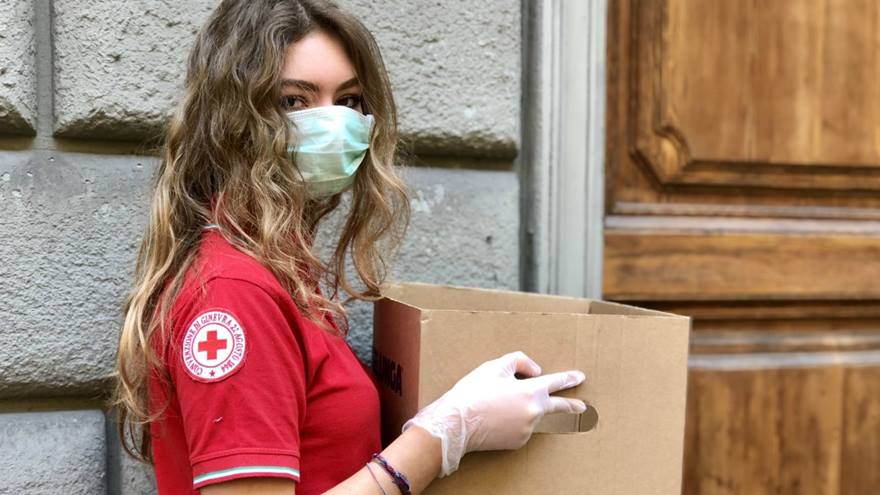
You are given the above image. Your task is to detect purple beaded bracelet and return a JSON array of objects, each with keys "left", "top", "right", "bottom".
[{"left": 371, "top": 453, "right": 412, "bottom": 495}]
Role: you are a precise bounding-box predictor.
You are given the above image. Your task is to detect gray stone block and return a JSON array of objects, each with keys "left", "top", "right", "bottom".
[
  {"left": 393, "top": 166, "right": 519, "bottom": 288},
  {"left": 314, "top": 166, "right": 520, "bottom": 361},
  {"left": 106, "top": 410, "right": 157, "bottom": 495},
  {"left": 339, "top": 0, "right": 521, "bottom": 158},
  {"left": 52, "top": 0, "right": 520, "bottom": 157},
  {"left": 0, "top": 151, "right": 152, "bottom": 397},
  {"left": 0, "top": 0, "right": 37, "bottom": 135},
  {"left": 0, "top": 152, "right": 516, "bottom": 393},
  {"left": 118, "top": 451, "right": 157, "bottom": 495},
  {"left": 52, "top": 0, "right": 217, "bottom": 140},
  {"left": 0, "top": 409, "right": 106, "bottom": 494}
]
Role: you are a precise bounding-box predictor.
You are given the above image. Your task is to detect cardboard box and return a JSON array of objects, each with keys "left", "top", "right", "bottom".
[{"left": 372, "top": 282, "right": 691, "bottom": 494}]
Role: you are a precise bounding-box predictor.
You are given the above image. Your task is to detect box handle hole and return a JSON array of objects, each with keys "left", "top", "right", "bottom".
[{"left": 578, "top": 405, "right": 599, "bottom": 432}]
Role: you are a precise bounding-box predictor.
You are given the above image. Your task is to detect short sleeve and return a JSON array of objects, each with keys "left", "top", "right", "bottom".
[{"left": 169, "top": 277, "right": 306, "bottom": 490}]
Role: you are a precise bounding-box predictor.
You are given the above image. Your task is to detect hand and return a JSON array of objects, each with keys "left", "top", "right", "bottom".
[{"left": 402, "top": 351, "right": 587, "bottom": 477}]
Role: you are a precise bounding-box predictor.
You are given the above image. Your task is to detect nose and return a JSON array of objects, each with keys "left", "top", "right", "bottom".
[{"left": 315, "top": 94, "right": 335, "bottom": 108}]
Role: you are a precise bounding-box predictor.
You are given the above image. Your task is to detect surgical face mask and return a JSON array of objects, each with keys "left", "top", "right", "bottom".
[{"left": 287, "top": 105, "right": 375, "bottom": 198}]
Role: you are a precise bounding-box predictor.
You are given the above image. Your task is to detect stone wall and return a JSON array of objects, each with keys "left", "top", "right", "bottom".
[{"left": 0, "top": 0, "right": 521, "bottom": 493}]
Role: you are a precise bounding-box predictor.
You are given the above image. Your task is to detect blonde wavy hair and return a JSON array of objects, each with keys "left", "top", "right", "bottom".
[{"left": 111, "top": 0, "right": 410, "bottom": 463}]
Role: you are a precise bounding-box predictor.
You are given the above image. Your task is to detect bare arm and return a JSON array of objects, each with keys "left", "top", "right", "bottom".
[
  {"left": 201, "top": 477, "right": 296, "bottom": 495},
  {"left": 325, "top": 425, "right": 441, "bottom": 494},
  {"left": 201, "top": 426, "right": 441, "bottom": 495}
]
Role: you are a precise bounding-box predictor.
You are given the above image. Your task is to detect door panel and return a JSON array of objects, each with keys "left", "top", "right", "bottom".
[
  {"left": 684, "top": 366, "right": 844, "bottom": 495},
  {"left": 605, "top": 1, "right": 880, "bottom": 493},
  {"left": 841, "top": 367, "right": 880, "bottom": 494}
]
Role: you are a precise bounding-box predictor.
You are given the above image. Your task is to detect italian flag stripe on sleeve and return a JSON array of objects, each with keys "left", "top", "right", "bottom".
[{"left": 193, "top": 465, "right": 301, "bottom": 487}]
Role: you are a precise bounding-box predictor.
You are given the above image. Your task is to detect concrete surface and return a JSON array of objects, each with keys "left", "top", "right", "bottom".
[
  {"left": 52, "top": 0, "right": 519, "bottom": 157},
  {"left": 0, "top": 0, "right": 37, "bottom": 134},
  {"left": 316, "top": 165, "right": 519, "bottom": 361},
  {"left": 0, "top": 151, "right": 151, "bottom": 398},
  {"left": 0, "top": 410, "right": 107, "bottom": 494},
  {"left": 1, "top": 154, "right": 516, "bottom": 398}
]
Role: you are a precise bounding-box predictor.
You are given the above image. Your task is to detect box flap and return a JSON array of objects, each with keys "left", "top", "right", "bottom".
[
  {"left": 381, "top": 281, "right": 684, "bottom": 318},
  {"left": 381, "top": 282, "right": 592, "bottom": 314},
  {"left": 372, "top": 297, "right": 424, "bottom": 447}
]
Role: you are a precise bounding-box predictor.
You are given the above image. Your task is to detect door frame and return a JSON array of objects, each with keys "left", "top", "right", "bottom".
[{"left": 519, "top": 0, "right": 607, "bottom": 298}]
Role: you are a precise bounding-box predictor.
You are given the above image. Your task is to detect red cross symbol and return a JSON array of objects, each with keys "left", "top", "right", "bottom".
[{"left": 197, "top": 330, "right": 228, "bottom": 360}]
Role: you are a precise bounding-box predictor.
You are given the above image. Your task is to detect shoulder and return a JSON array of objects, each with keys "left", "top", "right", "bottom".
[
  {"left": 187, "top": 229, "right": 285, "bottom": 296},
  {"left": 162, "top": 231, "right": 310, "bottom": 382},
  {"left": 165, "top": 230, "right": 295, "bottom": 333}
]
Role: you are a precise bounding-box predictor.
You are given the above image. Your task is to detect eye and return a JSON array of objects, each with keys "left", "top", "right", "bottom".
[
  {"left": 336, "top": 94, "right": 363, "bottom": 111},
  {"left": 280, "top": 95, "right": 307, "bottom": 111}
]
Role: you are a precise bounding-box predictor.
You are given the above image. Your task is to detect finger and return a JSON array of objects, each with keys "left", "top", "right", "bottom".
[
  {"left": 545, "top": 397, "right": 588, "bottom": 415},
  {"left": 528, "top": 370, "right": 586, "bottom": 394},
  {"left": 496, "top": 351, "right": 542, "bottom": 377}
]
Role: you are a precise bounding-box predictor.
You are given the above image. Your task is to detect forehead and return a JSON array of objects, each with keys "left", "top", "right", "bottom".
[{"left": 281, "top": 29, "right": 358, "bottom": 88}]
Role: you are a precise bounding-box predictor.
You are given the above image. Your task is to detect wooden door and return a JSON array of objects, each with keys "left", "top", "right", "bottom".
[{"left": 604, "top": 1, "right": 880, "bottom": 493}]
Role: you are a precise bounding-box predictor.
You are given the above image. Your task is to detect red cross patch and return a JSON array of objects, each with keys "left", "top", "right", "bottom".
[{"left": 181, "top": 310, "right": 247, "bottom": 383}]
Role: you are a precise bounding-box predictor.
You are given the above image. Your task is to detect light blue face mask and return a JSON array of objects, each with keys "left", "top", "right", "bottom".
[{"left": 287, "top": 105, "right": 375, "bottom": 198}]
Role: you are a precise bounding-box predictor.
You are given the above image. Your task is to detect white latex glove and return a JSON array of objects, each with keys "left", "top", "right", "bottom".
[{"left": 402, "top": 351, "right": 587, "bottom": 477}]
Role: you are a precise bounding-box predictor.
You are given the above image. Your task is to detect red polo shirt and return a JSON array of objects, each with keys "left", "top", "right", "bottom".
[{"left": 148, "top": 229, "right": 381, "bottom": 494}]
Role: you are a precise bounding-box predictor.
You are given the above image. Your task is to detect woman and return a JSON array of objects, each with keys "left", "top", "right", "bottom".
[{"left": 112, "top": 1, "right": 587, "bottom": 494}]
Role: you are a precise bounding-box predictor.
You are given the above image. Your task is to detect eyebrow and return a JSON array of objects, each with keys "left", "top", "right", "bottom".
[{"left": 281, "top": 77, "right": 360, "bottom": 93}]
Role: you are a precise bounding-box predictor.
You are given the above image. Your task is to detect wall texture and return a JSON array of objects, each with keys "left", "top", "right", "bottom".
[{"left": 0, "top": 0, "right": 521, "bottom": 493}]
